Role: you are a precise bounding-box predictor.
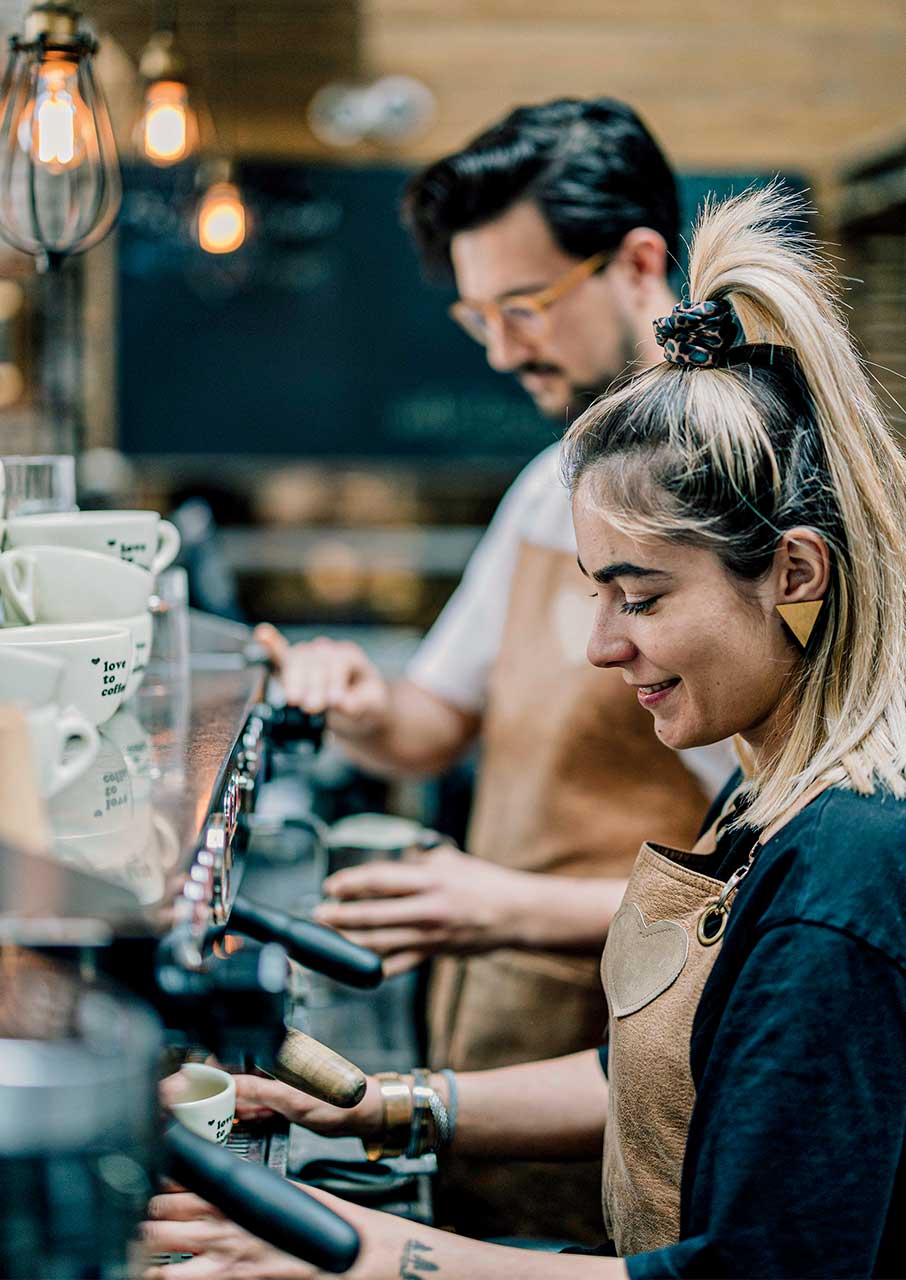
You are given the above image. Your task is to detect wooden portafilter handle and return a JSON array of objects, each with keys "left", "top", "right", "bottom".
[{"left": 271, "top": 1026, "right": 367, "bottom": 1109}]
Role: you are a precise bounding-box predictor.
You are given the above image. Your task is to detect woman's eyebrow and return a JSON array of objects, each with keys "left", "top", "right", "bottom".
[{"left": 577, "top": 557, "right": 668, "bottom": 585}]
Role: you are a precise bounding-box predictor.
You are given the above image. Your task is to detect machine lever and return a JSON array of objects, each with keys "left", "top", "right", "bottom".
[
  {"left": 164, "top": 1122, "right": 359, "bottom": 1274},
  {"left": 230, "top": 895, "right": 383, "bottom": 989}
]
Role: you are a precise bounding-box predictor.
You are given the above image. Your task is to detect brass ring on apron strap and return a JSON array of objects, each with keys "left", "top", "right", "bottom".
[
  {"left": 696, "top": 903, "right": 727, "bottom": 946},
  {"left": 696, "top": 857, "right": 755, "bottom": 947}
]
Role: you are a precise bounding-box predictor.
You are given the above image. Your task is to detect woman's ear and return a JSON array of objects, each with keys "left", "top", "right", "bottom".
[{"left": 774, "top": 528, "right": 831, "bottom": 605}]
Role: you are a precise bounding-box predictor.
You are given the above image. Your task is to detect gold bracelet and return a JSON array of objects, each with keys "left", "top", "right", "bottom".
[{"left": 364, "top": 1072, "right": 412, "bottom": 1162}]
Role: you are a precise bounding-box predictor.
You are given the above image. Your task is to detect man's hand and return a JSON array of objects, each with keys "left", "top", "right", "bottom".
[
  {"left": 232, "top": 1072, "right": 383, "bottom": 1141},
  {"left": 254, "top": 625, "right": 391, "bottom": 736},
  {"left": 314, "top": 846, "right": 529, "bottom": 975}
]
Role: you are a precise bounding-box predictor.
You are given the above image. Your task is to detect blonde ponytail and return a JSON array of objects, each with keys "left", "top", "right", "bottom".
[{"left": 561, "top": 182, "right": 906, "bottom": 831}]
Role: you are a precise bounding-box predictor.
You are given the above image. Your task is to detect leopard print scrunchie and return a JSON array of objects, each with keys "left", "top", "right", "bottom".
[{"left": 653, "top": 298, "right": 745, "bottom": 368}]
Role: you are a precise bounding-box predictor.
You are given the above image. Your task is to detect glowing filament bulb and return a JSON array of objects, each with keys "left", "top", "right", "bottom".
[
  {"left": 37, "top": 84, "right": 75, "bottom": 163},
  {"left": 141, "top": 81, "right": 191, "bottom": 164},
  {"left": 197, "top": 182, "right": 246, "bottom": 254},
  {"left": 16, "top": 59, "right": 88, "bottom": 171}
]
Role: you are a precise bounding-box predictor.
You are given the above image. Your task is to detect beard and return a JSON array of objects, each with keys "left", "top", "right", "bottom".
[{"left": 521, "top": 317, "right": 644, "bottom": 426}]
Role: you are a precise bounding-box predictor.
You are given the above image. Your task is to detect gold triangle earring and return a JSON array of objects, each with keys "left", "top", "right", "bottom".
[{"left": 776, "top": 600, "right": 824, "bottom": 649}]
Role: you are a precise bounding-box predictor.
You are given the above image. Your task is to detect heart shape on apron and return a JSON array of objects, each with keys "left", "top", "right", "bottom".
[{"left": 604, "top": 902, "right": 689, "bottom": 1018}]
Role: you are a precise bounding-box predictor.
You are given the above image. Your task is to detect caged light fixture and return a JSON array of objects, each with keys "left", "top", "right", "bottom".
[{"left": 0, "top": 1, "right": 121, "bottom": 270}]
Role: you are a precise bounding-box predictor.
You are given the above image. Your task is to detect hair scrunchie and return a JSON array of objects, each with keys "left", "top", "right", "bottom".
[{"left": 653, "top": 297, "right": 745, "bottom": 368}]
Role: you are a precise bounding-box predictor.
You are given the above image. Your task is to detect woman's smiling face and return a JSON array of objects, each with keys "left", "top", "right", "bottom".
[{"left": 571, "top": 475, "right": 800, "bottom": 753}]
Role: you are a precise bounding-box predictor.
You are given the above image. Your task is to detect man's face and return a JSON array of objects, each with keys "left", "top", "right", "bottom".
[{"left": 450, "top": 200, "right": 641, "bottom": 420}]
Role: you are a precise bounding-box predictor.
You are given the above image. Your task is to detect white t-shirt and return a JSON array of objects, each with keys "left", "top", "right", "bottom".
[{"left": 407, "top": 443, "right": 734, "bottom": 798}]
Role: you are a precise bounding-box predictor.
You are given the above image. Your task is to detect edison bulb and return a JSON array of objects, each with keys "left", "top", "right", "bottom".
[
  {"left": 140, "top": 80, "right": 194, "bottom": 166},
  {"left": 197, "top": 182, "right": 246, "bottom": 254},
  {"left": 16, "top": 54, "right": 92, "bottom": 171}
]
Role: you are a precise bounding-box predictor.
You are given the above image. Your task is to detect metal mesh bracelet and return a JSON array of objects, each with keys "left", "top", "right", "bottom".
[
  {"left": 440, "top": 1068, "right": 458, "bottom": 1145},
  {"left": 426, "top": 1088, "right": 450, "bottom": 1150}
]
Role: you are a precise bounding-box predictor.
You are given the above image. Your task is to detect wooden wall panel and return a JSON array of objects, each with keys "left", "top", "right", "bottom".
[{"left": 0, "top": 0, "right": 901, "bottom": 185}]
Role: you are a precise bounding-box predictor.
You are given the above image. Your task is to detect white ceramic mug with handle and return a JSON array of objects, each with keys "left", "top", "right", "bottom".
[
  {"left": 0, "top": 646, "right": 63, "bottom": 708},
  {"left": 0, "top": 623, "right": 133, "bottom": 724},
  {"left": 5, "top": 509, "right": 181, "bottom": 574},
  {"left": 0, "top": 545, "right": 153, "bottom": 627},
  {"left": 25, "top": 702, "right": 99, "bottom": 798}
]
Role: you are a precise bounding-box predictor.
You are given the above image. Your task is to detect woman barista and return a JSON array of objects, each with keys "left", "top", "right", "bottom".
[{"left": 144, "top": 185, "right": 906, "bottom": 1278}]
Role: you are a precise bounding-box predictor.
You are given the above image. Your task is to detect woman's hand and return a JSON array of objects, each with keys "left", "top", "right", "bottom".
[
  {"left": 141, "top": 1186, "right": 412, "bottom": 1280},
  {"left": 314, "top": 846, "right": 530, "bottom": 974},
  {"left": 254, "top": 625, "right": 390, "bottom": 736},
  {"left": 142, "top": 1184, "right": 619, "bottom": 1279},
  {"left": 233, "top": 1071, "right": 383, "bottom": 1141},
  {"left": 142, "top": 1191, "right": 315, "bottom": 1280}
]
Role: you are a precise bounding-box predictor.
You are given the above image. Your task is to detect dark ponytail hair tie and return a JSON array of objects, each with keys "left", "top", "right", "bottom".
[{"left": 653, "top": 297, "right": 745, "bottom": 368}]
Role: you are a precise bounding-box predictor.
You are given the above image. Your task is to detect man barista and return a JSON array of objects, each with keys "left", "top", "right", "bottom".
[{"left": 256, "top": 98, "right": 730, "bottom": 1242}]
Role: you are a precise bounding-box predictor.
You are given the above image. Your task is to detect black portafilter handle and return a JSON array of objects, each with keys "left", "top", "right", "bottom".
[
  {"left": 230, "top": 895, "right": 384, "bottom": 989},
  {"left": 164, "top": 1122, "right": 359, "bottom": 1274}
]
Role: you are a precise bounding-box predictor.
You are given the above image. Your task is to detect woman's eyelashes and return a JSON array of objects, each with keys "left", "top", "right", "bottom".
[
  {"left": 620, "top": 595, "right": 661, "bottom": 615},
  {"left": 586, "top": 592, "right": 661, "bottom": 615}
]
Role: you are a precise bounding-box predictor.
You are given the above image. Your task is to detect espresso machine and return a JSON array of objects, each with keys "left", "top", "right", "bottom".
[{"left": 0, "top": 610, "right": 388, "bottom": 1278}]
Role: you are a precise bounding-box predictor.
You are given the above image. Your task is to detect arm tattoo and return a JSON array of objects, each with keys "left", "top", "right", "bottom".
[{"left": 400, "top": 1237, "right": 439, "bottom": 1278}]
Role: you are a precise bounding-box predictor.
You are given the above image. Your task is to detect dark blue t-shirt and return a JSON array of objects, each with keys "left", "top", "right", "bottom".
[{"left": 589, "top": 778, "right": 906, "bottom": 1277}]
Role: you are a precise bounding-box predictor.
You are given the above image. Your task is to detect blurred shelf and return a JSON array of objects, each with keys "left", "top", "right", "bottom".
[{"left": 220, "top": 526, "right": 483, "bottom": 576}]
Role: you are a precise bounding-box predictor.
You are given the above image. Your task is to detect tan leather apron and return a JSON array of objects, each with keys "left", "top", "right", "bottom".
[
  {"left": 600, "top": 823, "right": 744, "bottom": 1255},
  {"left": 429, "top": 541, "right": 712, "bottom": 1243}
]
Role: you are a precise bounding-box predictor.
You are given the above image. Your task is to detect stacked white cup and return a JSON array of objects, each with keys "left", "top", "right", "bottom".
[
  {"left": 0, "top": 462, "right": 182, "bottom": 805},
  {"left": 0, "top": 506, "right": 181, "bottom": 718}
]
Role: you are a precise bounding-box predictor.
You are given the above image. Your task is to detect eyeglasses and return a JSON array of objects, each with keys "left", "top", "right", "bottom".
[{"left": 448, "top": 249, "right": 614, "bottom": 346}]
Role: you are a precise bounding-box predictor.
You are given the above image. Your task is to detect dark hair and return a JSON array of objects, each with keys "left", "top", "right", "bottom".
[{"left": 402, "top": 97, "right": 679, "bottom": 278}]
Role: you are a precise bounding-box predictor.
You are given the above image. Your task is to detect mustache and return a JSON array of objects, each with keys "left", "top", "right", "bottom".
[{"left": 516, "top": 362, "right": 563, "bottom": 378}]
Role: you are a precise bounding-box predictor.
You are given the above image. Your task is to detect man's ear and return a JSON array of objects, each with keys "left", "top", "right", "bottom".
[
  {"left": 617, "top": 227, "right": 670, "bottom": 287},
  {"left": 774, "top": 528, "right": 831, "bottom": 605}
]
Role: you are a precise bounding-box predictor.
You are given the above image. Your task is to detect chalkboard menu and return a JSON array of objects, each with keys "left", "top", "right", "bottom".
[{"left": 117, "top": 163, "right": 789, "bottom": 465}]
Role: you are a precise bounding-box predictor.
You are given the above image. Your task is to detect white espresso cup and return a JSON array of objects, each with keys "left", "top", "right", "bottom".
[
  {"left": 25, "top": 702, "right": 99, "bottom": 798},
  {"left": 0, "top": 646, "right": 63, "bottom": 708},
  {"left": 5, "top": 509, "right": 181, "bottom": 575},
  {"left": 108, "top": 611, "right": 153, "bottom": 700},
  {"left": 168, "top": 1064, "right": 236, "bottom": 1145},
  {"left": 0, "top": 623, "right": 133, "bottom": 724},
  {"left": 0, "top": 545, "right": 153, "bottom": 628}
]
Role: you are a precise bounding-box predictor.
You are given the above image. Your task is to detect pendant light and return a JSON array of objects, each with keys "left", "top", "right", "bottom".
[
  {"left": 195, "top": 156, "right": 246, "bottom": 255},
  {"left": 0, "top": 1, "right": 121, "bottom": 271},
  {"left": 193, "top": 4, "right": 246, "bottom": 257},
  {"left": 136, "top": 26, "right": 199, "bottom": 167}
]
